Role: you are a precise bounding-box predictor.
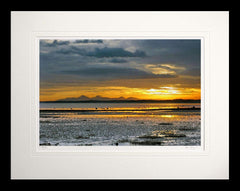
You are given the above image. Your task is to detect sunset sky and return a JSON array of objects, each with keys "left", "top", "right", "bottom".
[{"left": 40, "top": 39, "right": 201, "bottom": 101}]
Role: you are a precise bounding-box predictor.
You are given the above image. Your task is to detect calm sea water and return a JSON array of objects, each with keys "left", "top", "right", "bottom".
[
  {"left": 39, "top": 102, "right": 201, "bottom": 146},
  {"left": 40, "top": 102, "right": 200, "bottom": 109}
]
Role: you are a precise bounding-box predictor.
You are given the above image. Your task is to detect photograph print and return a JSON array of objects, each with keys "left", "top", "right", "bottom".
[{"left": 39, "top": 39, "right": 201, "bottom": 146}]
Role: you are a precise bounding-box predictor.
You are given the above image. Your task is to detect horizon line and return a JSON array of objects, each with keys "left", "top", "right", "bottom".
[{"left": 40, "top": 99, "right": 201, "bottom": 103}]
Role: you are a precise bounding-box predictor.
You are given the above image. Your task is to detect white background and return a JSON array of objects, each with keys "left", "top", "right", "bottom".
[{"left": 11, "top": 11, "right": 229, "bottom": 179}]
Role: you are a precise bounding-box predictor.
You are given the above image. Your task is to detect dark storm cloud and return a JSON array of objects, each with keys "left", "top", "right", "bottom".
[
  {"left": 40, "top": 51, "right": 91, "bottom": 80},
  {"left": 59, "top": 66, "right": 177, "bottom": 80},
  {"left": 56, "top": 46, "right": 87, "bottom": 55},
  {"left": 109, "top": 58, "right": 128, "bottom": 63},
  {"left": 40, "top": 51, "right": 89, "bottom": 67},
  {"left": 40, "top": 39, "right": 201, "bottom": 85},
  {"left": 180, "top": 68, "right": 201, "bottom": 76},
  {"left": 55, "top": 46, "right": 146, "bottom": 58},
  {"left": 136, "top": 39, "right": 200, "bottom": 53},
  {"left": 42, "top": 40, "right": 70, "bottom": 47},
  {"left": 135, "top": 39, "right": 201, "bottom": 68},
  {"left": 86, "top": 47, "right": 146, "bottom": 58},
  {"left": 74, "top": 39, "right": 103, "bottom": 44}
]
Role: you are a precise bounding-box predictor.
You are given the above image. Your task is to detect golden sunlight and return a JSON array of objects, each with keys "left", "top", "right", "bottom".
[
  {"left": 144, "top": 64, "right": 176, "bottom": 75},
  {"left": 146, "top": 87, "right": 180, "bottom": 95},
  {"left": 40, "top": 85, "right": 201, "bottom": 101}
]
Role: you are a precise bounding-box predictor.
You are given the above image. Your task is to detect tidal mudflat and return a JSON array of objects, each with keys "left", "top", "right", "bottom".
[{"left": 40, "top": 103, "right": 201, "bottom": 146}]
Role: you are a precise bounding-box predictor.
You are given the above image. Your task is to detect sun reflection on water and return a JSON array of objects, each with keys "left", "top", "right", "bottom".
[{"left": 159, "top": 115, "right": 176, "bottom": 118}]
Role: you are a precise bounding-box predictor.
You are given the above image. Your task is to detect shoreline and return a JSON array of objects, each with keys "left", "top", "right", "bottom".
[
  {"left": 40, "top": 100, "right": 201, "bottom": 103},
  {"left": 40, "top": 107, "right": 200, "bottom": 112}
]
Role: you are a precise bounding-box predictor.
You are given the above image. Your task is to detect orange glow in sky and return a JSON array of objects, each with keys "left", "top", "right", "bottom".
[
  {"left": 40, "top": 39, "right": 201, "bottom": 101},
  {"left": 40, "top": 85, "right": 200, "bottom": 101}
]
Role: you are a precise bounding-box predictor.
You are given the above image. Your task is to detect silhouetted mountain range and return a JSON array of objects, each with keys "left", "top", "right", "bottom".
[
  {"left": 57, "top": 95, "right": 139, "bottom": 101},
  {"left": 41, "top": 95, "right": 200, "bottom": 103}
]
